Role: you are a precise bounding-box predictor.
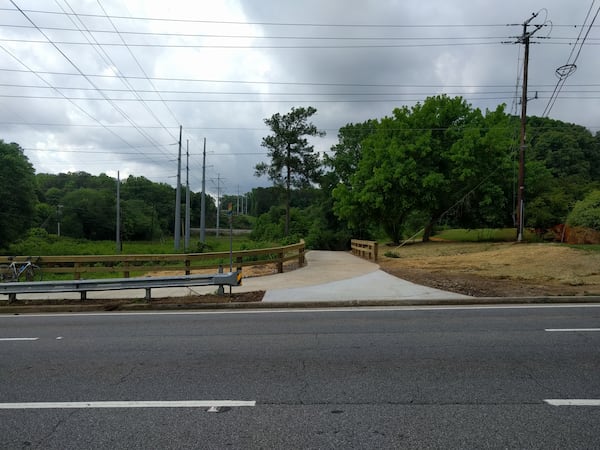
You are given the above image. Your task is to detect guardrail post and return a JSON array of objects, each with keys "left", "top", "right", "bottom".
[
  {"left": 277, "top": 252, "right": 284, "bottom": 273},
  {"left": 185, "top": 257, "right": 191, "bottom": 275},
  {"left": 74, "top": 263, "right": 81, "bottom": 280},
  {"left": 217, "top": 265, "right": 224, "bottom": 295},
  {"left": 373, "top": 242, "right": 379, "bottom": 261},
  {"left": 236, "top": 256, "right": 243, "bottom": 273}
]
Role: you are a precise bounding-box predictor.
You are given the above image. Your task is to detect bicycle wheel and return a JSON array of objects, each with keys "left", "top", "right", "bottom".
[
  {"left": 0, "top": 265, "right": 16, "bottom": 282},
  {"left": 0, "top": 264, "right": 8, "bottom": 282},
  {"left": 25, "top": 265, "right": 43, "bottom": 282}
]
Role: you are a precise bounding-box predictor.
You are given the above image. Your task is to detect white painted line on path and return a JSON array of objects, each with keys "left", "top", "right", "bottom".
[
  {"left": 0, "top": 400, "right": 256, "bottom": 409},
  {"left": 545, "top": 328, "right": 600, "bottom": 332},
  {"left": 0, "top": 337, "right": 38, "bottom": 341},
  {"left": 544, "top": 399, "right": 600, "bottom": 406}
]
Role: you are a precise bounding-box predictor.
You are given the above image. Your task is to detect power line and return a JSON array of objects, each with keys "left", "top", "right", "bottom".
[
  {"left": 93, "top": 0, "right": 183, "bottom": 137},
  {"left": 0, "top": 7, "right": 527, "bottom": 28},
  {"left": 0, "top": 23, "right": 517, "bottom": 41},
  {"left": 0, "top": 36, "right": 510, "bottom": 49},
  {"left": 542, "top": 1, "right": 600, "bottom": 117},
  {"left": 8, "top": 0, "right": 175, "bottom": 161},
  {"left": 4, "top": 67, "right": 599, "bottom": 89},
  {"left": 0, "top": 43, "right": 170, "bottom": 168},
  {"left": 6, "top": 81, "right": 600, "bottom": 95}
]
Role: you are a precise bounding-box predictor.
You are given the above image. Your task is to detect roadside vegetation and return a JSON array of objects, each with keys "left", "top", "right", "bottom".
[{"left": 2, "top": 95, "right": 600, "bottom": 256}]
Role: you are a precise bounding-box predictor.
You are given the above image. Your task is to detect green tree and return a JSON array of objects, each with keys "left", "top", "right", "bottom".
[
  {"left": 566, "top": 190, "right": 600, "bottom": 230},
  {"left": 333, "top": 96, "right": 514, "bottom": 243},
  {"left": 121, "top": 199, "right": 158, "bottom": 240},
  {"left": 61, "top": 188, "right": 115, "bottom": 240},
  {"left": 255, "top": 106, "right": 325, "bottom": 236},
  {"left": 0, "top": 141, "right": 37, "bottom": 248}
]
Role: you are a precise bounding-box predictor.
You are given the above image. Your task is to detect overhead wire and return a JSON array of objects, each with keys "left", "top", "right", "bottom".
[
  {"left": 542, "top": 1, "right": 600, "bottom": 117},
  {"left": 8, "top": 0, "right": 176, "bottom": 164}
]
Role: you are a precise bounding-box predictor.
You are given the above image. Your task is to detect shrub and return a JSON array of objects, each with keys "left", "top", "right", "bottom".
[{"left": 567, "top": 190, "right": 600, "bottom": 231}]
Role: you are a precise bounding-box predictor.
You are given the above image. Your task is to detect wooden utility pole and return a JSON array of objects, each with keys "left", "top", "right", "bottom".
[{"left": 516, "top": 13, "right": 541, "bottom": 242}]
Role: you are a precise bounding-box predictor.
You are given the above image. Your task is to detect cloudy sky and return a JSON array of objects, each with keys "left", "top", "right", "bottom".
[{"left": 0, "top": 0, "right": 598, "bottom": 198}]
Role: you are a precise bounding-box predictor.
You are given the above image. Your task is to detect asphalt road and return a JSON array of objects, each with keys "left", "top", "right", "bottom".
[{"left": 1, "top": 305, "right": 599, "bottom": 449}]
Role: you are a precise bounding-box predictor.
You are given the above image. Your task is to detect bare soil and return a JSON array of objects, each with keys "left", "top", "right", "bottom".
[{"left": 377, "top": 241, "right": 600, "bottom": 297}]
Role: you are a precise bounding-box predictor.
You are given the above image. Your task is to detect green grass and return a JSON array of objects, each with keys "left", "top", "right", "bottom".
[
  {"left": 567, "top": 244, "right": 600, "bottom": 253},
  {"left": 434, "top": 228, "right": 537, "bottom": 242},
  {"left": 5, "top": 235, "right": 278, "bottom": 256}
]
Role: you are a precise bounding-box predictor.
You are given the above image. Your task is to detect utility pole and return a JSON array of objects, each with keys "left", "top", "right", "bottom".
[
  {"left": 115, "top": 171, "right": 121, "bottom": 253},
  {"left": 184, "top": 139, "right": 190, "bottom": 251},
  {"left": 216, "top": 173, "right": 221, "bottom": 238},
  {"left": 174, "top": 125, "right": 182, "bottom": 250},
  {"left": 516, "top": 12, "right": 542, "bottom": 242},
  {"left": 200, "top": 137, "right": 206, "bottom": 243},
  {"left": 56, "top": 204, "right": 63, "bottom": 237}
]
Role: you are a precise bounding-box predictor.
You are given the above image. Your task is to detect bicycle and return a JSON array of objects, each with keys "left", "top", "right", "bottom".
[{"left": 0, "top": 256, "right": 43, "bottom": 282}]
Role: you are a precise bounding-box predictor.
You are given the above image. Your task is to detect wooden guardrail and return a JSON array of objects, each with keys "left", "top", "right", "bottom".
[
  {"left": 0, "top": 241, "right": 305, "bottom": 280},
  {"left": 351, "top": 239, "right": 378, "bottom": 262}
]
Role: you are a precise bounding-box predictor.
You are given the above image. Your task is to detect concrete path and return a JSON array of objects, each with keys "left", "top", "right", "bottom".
[
  {"left": 257, "top": 251, "right": 470, "bottom": 302},
  {"left": 0, "top": 251, "right": 470, "bottom": 302}
]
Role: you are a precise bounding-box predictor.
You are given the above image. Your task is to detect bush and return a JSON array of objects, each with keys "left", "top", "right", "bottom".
[{"left": 567, "top": 190, "right": 600, "bottom": 231}]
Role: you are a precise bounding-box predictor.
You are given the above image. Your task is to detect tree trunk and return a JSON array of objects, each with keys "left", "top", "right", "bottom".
[{"left": 422, "top": 219, "right": 435, "bottom": 242}]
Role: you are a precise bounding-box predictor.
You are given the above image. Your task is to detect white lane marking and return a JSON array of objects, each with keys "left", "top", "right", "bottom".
[
  {"left": 3, "top": 304, "right": 600, "bottom": 318},
  {"left": 545, "top": 399, "right": 600, "bottom": 406},
  {"left": 0, "top": 400, "right": 256, "bottom": 409},
  {"left": 545, "top": 328, "right": 600, "bottom": 332},
  {"left": 0, "top": 337, "right": 39, "bottom": 341}
]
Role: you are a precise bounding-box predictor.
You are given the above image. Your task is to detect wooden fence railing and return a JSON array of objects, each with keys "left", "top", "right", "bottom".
[
  {"left": 350, "top": 239, "right": 378, "bottom": 262},
  {"left": 0, "top": 241, "right": 305, "bottom": 280}
]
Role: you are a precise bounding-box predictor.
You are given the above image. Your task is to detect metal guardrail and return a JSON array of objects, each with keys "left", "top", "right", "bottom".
[{"left": 0, "top": 271, "right": 242, "bottom": 303}]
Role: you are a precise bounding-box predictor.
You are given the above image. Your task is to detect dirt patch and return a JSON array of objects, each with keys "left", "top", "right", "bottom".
[{"left": 378, "top": 241, "right": 600, "bottom": 297}]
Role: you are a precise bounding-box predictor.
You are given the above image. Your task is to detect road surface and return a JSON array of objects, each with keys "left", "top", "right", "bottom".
[{"left": 1, "top": 305, "right": 599, "bottom": 449}]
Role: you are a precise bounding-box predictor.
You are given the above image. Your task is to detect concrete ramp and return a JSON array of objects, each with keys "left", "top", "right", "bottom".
[{"left": 242, "top": 250, "right": 471, "bottom": 302}]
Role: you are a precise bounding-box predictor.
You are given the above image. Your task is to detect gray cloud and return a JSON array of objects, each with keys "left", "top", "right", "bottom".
[{"left": 0, "top": 0, "right": 598, "bottom": 198}]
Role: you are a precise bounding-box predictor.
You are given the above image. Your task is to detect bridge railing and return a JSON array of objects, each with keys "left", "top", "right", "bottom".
[
  {"left": 350, "top": 239, "right": 378, "bottom": 262},
  {"left": 0, "top": 241, "right": 305, "bottom": 280}
]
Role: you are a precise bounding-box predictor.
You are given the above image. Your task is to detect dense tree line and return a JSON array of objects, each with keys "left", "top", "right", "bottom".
[
  {"left": 2, "top": 95, "right": 600, "bottom": 250},
  {"left": 254, "top": 97, "right": 600, "bottom": 246}
]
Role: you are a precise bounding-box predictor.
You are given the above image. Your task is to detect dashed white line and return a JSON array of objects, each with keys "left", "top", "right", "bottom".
[
  {"left": 544, "top": 399, "right": 600, "bottom": 406},
  {"left": 0, "top": 400, "right": 256, "bottom": 409},
  {"left": 0, "top": 337, "right": 39, "bottom": 341}
]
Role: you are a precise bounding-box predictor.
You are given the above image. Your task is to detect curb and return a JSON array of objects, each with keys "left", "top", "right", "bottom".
[{"left": 2, "top": 295, "right": 600, "bottom": 314}]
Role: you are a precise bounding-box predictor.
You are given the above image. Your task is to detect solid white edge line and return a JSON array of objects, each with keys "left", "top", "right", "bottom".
[
  {"left": 544, "top": 399, "right": 600, "bottom": 406},
  {"left": 0, "top": 337, "right": 39, "bottom": 341},
  {"left": 545, "top": 328, "right": 600, "bottom": 332},
  {"left": 0, "top": 400, "right": 256, "bottom": 409},
  {"left": 3, "top": 304, "right": 600, "bottom": 318}
]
